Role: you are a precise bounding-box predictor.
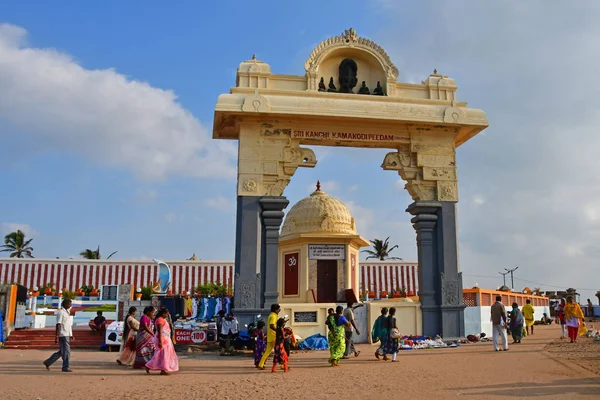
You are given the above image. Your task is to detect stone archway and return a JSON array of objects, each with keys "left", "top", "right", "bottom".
[{"left": 213, "top": 28, "right": 488, "bottom": 339}]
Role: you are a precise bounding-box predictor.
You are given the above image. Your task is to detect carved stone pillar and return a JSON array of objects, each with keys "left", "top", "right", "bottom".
[
  {"left": 436, "top": 202, "right": 465, "bottom": 340},
  {"left": 233, "top": 196, "right": 263, "bottom": 325},
  {"left": 259, "top": 197, "right": 289, "bottom": 309},
  {"left": 407, "top": 202, "right": 441, "bottom": 337}
]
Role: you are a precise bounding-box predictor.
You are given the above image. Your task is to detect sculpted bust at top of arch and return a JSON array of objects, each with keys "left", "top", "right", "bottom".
[{"left": 304, "top": 28, "right": 400, "bottom": 94}]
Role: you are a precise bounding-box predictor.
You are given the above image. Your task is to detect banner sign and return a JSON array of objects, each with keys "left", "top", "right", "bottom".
[
  {"left": 174, "top": 329, "right": 207, "bottom": 344},
  {"left": 308, "top": 244, "right": 346, "bottom": 260}
]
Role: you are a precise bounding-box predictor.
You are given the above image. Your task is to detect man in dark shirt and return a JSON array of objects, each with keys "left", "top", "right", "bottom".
[
  {"left": 88, "top": 311, "right": 106, "bottom": 332},
  {"left": 490, "top": 296, "right": 508, "bottom": 351}
]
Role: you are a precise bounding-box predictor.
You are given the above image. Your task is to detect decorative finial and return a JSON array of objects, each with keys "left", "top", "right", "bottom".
[
  {"left": 433, "top": 68, "right": 438, "bottom": 74},
  {"left": 252, "top": 54, "right": 257, "bottom": 60},
  {"left": 316, "top": 180, "right": 321, "bottom": 191},
  {"left": 342, "top": 28, "right": 358, "bottom": 43}
]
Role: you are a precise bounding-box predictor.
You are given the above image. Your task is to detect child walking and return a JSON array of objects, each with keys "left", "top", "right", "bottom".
[
  {"left": 272, "top": 318, "right": 289, "bottom": 373},
  {"left": 254, "top": 320, "right": 266, "bottom": 367}
]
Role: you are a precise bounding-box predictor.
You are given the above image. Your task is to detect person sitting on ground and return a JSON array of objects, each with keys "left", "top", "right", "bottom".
[
  {"left": 89, "top": 311, "right": 106, "bottom": 332},
  {"left": 540, "top": 313, "right": 552, "bottom": 325}
]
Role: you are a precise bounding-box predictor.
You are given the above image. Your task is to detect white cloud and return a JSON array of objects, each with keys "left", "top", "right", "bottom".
[
  {"left": 473, "top": 196, "right": 485, "bottom": 206},
  {"left": 129, "top": 188, "right": 158, "bottom": 204},
  {"left": 0, "top": 223, "right": 39, "bottom": 239},
  {"left": 0, "top": 24, "right": 236, "bottom": 181},
  {"left": 347, "top": 184, "right": 358, "bottom": 192},
  {"left": 204, "top": 196, "right": 234, "bottom": 212},
  {"left": 164, "top": 212, "right": 181, "bottom": 224},
  {"left": 344, "top": 200, "right": 377, "bottom": 239},
  {"left": 373, "top": 1, "right": 600, "bottom": 301},
  {"left": 565, "top": 244, "right": 584, "bottom": 257}
]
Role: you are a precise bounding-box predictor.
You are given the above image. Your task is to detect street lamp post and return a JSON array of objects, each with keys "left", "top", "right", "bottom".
[{"left": 505, "top": 266, "right": 519, "bottom": 291}]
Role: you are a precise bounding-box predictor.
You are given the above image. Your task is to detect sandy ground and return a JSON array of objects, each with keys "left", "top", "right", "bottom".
[{"left": 0, "top": 325, "right": 599, "bottom": 400}]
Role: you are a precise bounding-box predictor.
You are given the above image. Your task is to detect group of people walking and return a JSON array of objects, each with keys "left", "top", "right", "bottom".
[
  {"left": 491, "top": 296, "right": 537, "bottom": 351},
  {"left": 371, "top": 307, "right": 400, "bottom": 362},
  {"left": 116, "top": 306, "right": 179, "bottom": 375},
  {"left": 491, "top": 295, "right": 587, "bottom": 351},
  {"left": 255, "top": 303, "right": 290, "bottom": 372},
  {"left": 41, "top": 299, "right": 179, "bottom": 375}
]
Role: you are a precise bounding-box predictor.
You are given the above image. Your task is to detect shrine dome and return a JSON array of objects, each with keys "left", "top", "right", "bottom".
[{"left": 281, "top": 182, "right": 357, "bottom": 238}]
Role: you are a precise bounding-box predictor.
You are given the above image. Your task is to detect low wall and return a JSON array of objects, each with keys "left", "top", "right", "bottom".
[
  {"left": 280, "top": 300, "right": 422, "bottom": 344},
  {"left": 465, "top": 305, "right": 551, "bottom": 338}
]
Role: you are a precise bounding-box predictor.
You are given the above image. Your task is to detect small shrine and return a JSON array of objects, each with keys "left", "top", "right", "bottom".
[{"left": 278, "top": 182, "right": 369, "bottom": 304}]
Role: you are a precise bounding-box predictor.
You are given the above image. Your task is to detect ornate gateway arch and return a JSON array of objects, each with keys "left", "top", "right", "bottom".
[{"left": 213, "top": 29, "right": 488, "bottom": 339}]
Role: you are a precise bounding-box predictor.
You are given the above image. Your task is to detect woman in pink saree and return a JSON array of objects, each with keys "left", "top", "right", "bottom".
[
  {"left": 133, "top": 306, "right": 156, "bottom": 369},
  {"left": 145, "top": 307, "right": 179, "bottom": 375}
]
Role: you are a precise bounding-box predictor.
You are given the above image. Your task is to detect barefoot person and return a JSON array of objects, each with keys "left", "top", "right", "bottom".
[
  {"left": 133, "top": 306, "right": 156, "bottom": 369},
  {"left": 43, "top": 299, "right": 74, "bottom": 372},
  {"left": 509, "top": 303, "right": 524, "bottom": 344},
  {"left": 382, "top": 307, "right": 399, "bottom": 362},
  {"left": 257, "top": 304, "right": 280, "bottom": 370},
  {"left": 145, "top": 307, "right": 179, "bottom": 375},
  {"left": 372, "top": 307, "right": 388, "bottom": 360},
  {"left": 117, "top": 306, "right": 139, "bottom": 366},
  {"left": 327, "top": 306, "right": 350, "bottom": 366},
  {"left": 557, "top": 298, "right": 567, "bottom": 338},
  {"left": 253, "top": 320, "right": 267, "bottom": 367},
  {"left": 564, "top": 296, "right": 584, "bottom": 343},
  {"left": 271, "top": 318, "right": 289, "bottom": 373},
  {"left": 522, "top": 299, "right": 535, "bottom": 336},
  {"left": 343, "top": 302, "right": 362, "bottom": 359},
  {"left": 491, "top": 295, "right": 509, "bottom": 351}
]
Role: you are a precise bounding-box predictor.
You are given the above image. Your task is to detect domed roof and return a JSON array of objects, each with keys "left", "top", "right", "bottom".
[{"left": 281, "top": 182, "right": 357, "bottom": 238}]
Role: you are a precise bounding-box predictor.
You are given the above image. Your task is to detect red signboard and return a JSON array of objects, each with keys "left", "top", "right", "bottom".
[{"left": 174, "top": 329, "right": 207, "bottom": 344}]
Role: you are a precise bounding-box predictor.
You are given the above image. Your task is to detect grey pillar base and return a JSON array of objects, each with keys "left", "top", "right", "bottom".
[
  {"left": 408, "top": 200, "right": 465, "bottom": 339},
  {"left": 440, "top": 304, "right": 466, "bottom": 341},
  {"left": 260, "top": 197, "right": 289, "bottom": 309},
  {"left": 233, "top": 197, "right": 262, "bottom": 311}
]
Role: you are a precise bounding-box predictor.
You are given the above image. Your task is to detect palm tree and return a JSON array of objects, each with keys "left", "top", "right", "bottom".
[
  {"left": 1, "top": 230, "right": 34, "bottom": 258},
  {"left": 79, "top": 246, "right": 117, "bottom": 260},
  {"left": 361, "top": 237, "right": 402, "bottom": 261}
]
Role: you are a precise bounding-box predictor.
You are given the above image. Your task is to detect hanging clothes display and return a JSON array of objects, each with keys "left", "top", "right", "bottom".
[
  {"left": 161, "top": 298, "right": 176, "bottom": 319},
  {"left": 191, "top": 297, "right": 198, "bottom": 319},
  {"left": 221, "top": 316, "right": 239, "bottom": 335},
  {"left": 184, "top": 297, "right": 193, "bottom": 318},
  {"left": 224, "top": 297, "right": 231, "bottom": 315},
  {"left": 214, "top": 297, "right": 223, "bottom": 317}
]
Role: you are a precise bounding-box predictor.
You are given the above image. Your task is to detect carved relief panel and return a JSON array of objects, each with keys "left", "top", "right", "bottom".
[
  {"left": 237, "top": 122, "right": 317, "bottom": 197},
  {"left": 381, "top": 129, "right": 459, "bottom": 202}
]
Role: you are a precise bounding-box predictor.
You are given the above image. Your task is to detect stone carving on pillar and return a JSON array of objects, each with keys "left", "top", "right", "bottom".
[
  {"left": 236, "top": 279, "right": 257, "bottom": 309},
  {"left": 238, "top": 137, "right": 317, "bottom": 197},
  {"left": 242, "top": 90, "right": 270, "bottom": 113},
  {"left": 381, "top": 134, "right": 459, "bottom": 202},
  {"left": 441, "top": 272, "right": 460, "bottom": 305}
]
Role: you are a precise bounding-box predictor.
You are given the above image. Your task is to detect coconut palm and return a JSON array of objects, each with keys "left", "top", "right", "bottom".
[
  {"left": 79, "top": 246, "right": 117, "bottom": 260},
  {"left": 1, "top": 230, "right": 34, "bottom": 258},
  {"left": 361, "top": 237, "right": 402, "bottom": 261}
]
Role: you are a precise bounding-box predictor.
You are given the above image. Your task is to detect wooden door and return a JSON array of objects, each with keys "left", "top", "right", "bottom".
[{"left": 317, "top": 260, "right": 338, "bottom": 303}]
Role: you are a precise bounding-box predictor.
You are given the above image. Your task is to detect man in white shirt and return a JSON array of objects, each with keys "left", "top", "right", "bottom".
[
  {"left": 43, "top": 299, "right": 74, "bottom": 372},
  {"left": 342, "top": 302, "right": 362, "bottom": 359}
]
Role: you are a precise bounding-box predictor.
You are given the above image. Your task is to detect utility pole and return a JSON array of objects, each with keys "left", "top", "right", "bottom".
[
  {"left": 505, "top": 266, "right": 519, "bottom": 291},
  {"left": 499, "top": 271, "right": 509, "bottom": 287}
]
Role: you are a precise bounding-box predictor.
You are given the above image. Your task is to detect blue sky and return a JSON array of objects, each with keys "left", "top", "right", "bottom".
[{"left": 2, "top": 1, "right": 600, "bottom": 301}]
